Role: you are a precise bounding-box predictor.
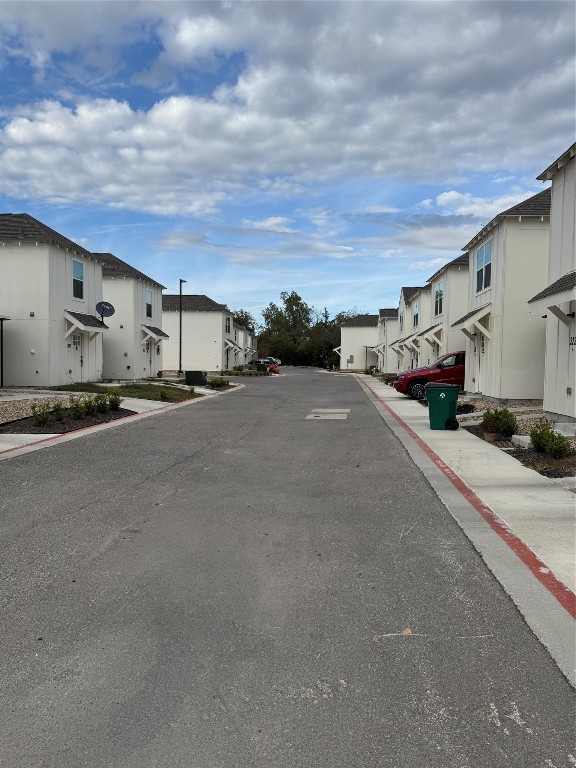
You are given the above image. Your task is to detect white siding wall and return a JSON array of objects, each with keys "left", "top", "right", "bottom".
[
  {"left": 102, "top": 278, "right": 164, "bottom": 380},
  {"left": 542, "top": 158, "right": 576, "bottom": 419},
  {"left": 1, "top": 242, "right": 104, "bottom": 386},
  {"left": 162, "top": 311, "right": 225, "bottom": 372},
  {"left": 339, "top": 325, "right": 378, "bottom": 370}
]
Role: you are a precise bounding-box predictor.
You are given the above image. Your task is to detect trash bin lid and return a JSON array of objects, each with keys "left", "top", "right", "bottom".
[{"left": 424, "top": 382, "right": 461, "bottom": 389}]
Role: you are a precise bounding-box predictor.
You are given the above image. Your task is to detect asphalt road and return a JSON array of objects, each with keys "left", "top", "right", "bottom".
[{"left": 0, "top": 368, "right": 574, "bottom": 768}]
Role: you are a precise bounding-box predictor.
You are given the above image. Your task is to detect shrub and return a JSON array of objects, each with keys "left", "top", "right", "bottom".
[
  {"left": 547, "top": 432, "right": 572, "bottom": 459},
  {"left": 233, "top": 365, "right": 244, "bottom": 371},
  {"left": 207, "top": 377, "right": 229, "bottom": 389},
  {"left": 94, "top": 393, "right": 109, "bottom": 413},
  {"left": 83, "top": 395, "right": 97, "bottom": 416},
  {"left": 529, "top": 418, "right": 554, "bottom": 453},
  {"left": 69, "top": 394, "right": 86, "bottom": 419},
  {"left": 51, "top": 400, "right": 65, "bottom": 422},
  {"left": 31, "top": 401, "right": 52, "bottom": 426},
  {"left": 456, "top": 401, "right": 475, "bottom": 415},
  {"left": 381, "top": 373, "right": 397, "bottom": 385},
  {"left": 107, "top": 391, "right": 123, "bottom": 411},
  {"left": 481, "top": 407, "right": 517, "bottom": 437},
  {"left": 529, "top": 418, "right": 571, "bottom": 457}
]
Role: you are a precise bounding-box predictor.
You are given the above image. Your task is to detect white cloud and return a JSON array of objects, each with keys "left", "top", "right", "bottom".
[
  {"left": 0, "top": 1, "right": 572, "bottom": 218},
  {"left": 436, "top": 190, "right": 541, "bottom": 220},
  {"left": 241, "top": 217, "right": 296, "bottom": 233}
]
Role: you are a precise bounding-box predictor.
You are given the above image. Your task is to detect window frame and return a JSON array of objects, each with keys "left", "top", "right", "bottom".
[
  {"left": 145, "top": 288, "right": 153, "bottom": 319},
  {"left": 476, "top": 239, "right": 492, "bottom": 293},
  {"left": 434, "top": 278, "right": 444, "bottom": 316},
  {"left": 72, "top": 259, "right": 84, "bottom": 300},
  {"left": 225, "top": 316, "right": 231, "bottom": 334},
  {"left": 412, "top": 300, "right": 419, "bottom": 328}
]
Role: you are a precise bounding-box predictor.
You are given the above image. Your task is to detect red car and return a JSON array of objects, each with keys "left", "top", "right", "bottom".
[{"left": 393, "top": 351, "right": 465, "bottom": 400}]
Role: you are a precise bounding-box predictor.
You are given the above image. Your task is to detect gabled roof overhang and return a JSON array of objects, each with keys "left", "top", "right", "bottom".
[
  {"left": 141, "top": 324, "right": 169, "bottom": 342},
  {"left": 64, "top": 311, "right": 108, "bottom": 340},
  {"left": 528, "top": 271, "right": 576, "bottom": 326},
  {"left": 452, "top": 304, "right": 492, "bottom": 340}
]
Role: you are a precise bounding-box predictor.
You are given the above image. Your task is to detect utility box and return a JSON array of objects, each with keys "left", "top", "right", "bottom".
[{"left": 185, "top": 370, "right": 207, "bottom": 386}]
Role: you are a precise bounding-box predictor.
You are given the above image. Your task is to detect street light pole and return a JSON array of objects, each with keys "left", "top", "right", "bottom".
[{"left": 179, "top": 279, "right": 187, "bottom": 376}]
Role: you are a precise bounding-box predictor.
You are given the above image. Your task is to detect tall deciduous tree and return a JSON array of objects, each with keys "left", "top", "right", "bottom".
[{"left": 231, "top": 309, "right": 257, "bottom": 333}]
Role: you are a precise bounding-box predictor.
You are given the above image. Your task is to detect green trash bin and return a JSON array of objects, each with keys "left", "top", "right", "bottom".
[{"left": 424, "top": 383, "right": 460, "bottom": 430}]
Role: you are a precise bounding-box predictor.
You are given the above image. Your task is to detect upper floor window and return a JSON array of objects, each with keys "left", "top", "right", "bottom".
[
  {"left": 412, "top": 300, "right": 419, "bottom": 328},
  {"left": 476, "top": 240, "right": 492, "bottom": 293},
  {"left": 73, "top": 260, "right": 84, "bottom": 300},
  {"left": 225, "top": 316, "right": 231, "bottom": 333},
  {"left": 145, "top": 289, "right": 153, "bottom": 319},
  {"left": 399, "top": 313, "right": 404, "bottom": 332},
  {"left": 434, "top": 279, "right": 444, "bottom": 316},
  {"left": 234, "top": 329, "right": 238, "bottom": 341}
]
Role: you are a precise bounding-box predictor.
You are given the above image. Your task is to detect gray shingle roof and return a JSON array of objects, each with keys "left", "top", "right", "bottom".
[
  {"left": 528, "top": 271, "right": 576, "bottom": 304},
  {"left": 0, "top": 213, "right": 92, "bottom": 258},
  {"left": 427, "top": 252, "right": 470, "bottom": 283},
  {"left": 401, "top": 287, "right": 421, "bottom": 303},
  {"left": 537, "top": 143, "right": 576, "bottom": 181},
  {"left": 94, "top": 252, "right": 165, "bottom": 289},
  {"left": 142, "top": 324, "right": 169, "bottom": 339},
  {"left": 463, "top": 188, "right": 551, "bottom": 251},
  {"left": 341, "top": 314, "right": 379, "bottom": 328},
  {"left": 66, "top": 311, "right": 108, "bottom": 330},
  {"left": 451, "top": 304, "right": 491, "bottom": 327},
  {"left": 162, "top": 294, "right": 228, "bottom": 312},
  {"left": 379, "top": 308, "right": 398, "bottom": 319}
]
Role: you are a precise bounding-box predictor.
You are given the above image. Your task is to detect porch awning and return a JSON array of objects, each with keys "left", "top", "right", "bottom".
[
  {"left": 452, "top": 304, "right": 492, "bottom": 340},
  {"left": 141, "top": 324, "right": 169, "bottom": 342},
  {"left": 224, "top": 338, "right": 241, "bottom": 350},
  {"left": 333, "top": 346, "right": 342, "bottom": 357},
  {"left": 65, "top": 310, "right": 108, "bottom": 339},
  {"left": 418, "top": 323, "right": 444, "bottom": 348},
  {"left": 528, "top": 271, "right": 576, "bottom": 325},
  {"left": 372, "top": 342, "right": 385, "bottom": 352}
]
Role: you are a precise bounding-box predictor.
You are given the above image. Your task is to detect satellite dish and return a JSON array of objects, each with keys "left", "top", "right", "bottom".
[{"left": 96, "top": 301, "right": 115, "bottom": 321}]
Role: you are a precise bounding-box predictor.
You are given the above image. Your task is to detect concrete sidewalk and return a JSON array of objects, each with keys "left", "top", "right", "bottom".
[{"left": 357, "top": 374, "right": 575, "bottom": 684}]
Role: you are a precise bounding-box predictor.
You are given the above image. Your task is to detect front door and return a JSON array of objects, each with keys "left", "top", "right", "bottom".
[{"left": 67, "top": 332, "right": 83, "bottom": 382}]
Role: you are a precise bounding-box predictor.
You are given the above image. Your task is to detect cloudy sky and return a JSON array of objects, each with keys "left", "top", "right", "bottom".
[{"left": 0, "top": 1, "right": 574, "bottom": 321}]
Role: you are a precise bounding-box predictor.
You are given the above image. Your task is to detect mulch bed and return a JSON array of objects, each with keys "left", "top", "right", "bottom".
[
  {"left": 0, "top": 408, "right": 137, "bottom": 434},
  {"left": 463, "top": 424, "right": 576, "bottom": 478}
]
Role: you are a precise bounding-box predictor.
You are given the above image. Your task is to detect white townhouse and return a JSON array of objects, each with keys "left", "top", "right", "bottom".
[
  {"left": 335, "top": 314, "right": 379, "bottom": 371},
  {"left": 389, "top": 286, "right": 430, "bottom": 371},
  {"left": 234, "top": 323, "right": 257, "bottom": 366},
  {"left": 95, "top": 252, "right": 168, "bottom": 381},
  {"left": 452, "top": 188, "right": 551, "bottom": 400},
  {"left": 373, "top": 308, "right": 398, "bottom": 374},
  {"left": 389, "top": 287, "right": 419, "bottom": 370},
  {"left": 0, "top": 213, "right": 107, "bottom": 386},
  {"left": 417, "top": 253, "right": 469, "bottom": 365},
  {"left": 528, "top": 144, "right": 576, "bottom": 421},
  {"left": 162, "top": 294, "right": 236, "bottom": 373}
]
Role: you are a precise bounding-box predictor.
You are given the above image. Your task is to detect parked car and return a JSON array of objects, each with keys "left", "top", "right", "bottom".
[
  {"left": 267, "top": 363, "right": 280, "bottom": 374},
  {"left": 393, "top": 351, "right": 465, "bottom": 400}
]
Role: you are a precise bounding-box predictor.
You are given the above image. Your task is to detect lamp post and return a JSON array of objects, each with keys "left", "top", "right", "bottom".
[{"left": 179, "top": 279, "right": 187, "bottom": 376}]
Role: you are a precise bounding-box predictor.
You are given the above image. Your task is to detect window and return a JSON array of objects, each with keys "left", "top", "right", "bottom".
[
  {"left": 145, "top": 289, "right": 152, "bottom": 319},
  {"left": 476, "top": 240, "right": 492, "bottom": 292},
  {"left": 234, "top": 330, "right": 238, "bottom": 341},
  {"left": 441, "top": 354, "right": 456, "bottom": 367},
  {"left": 72, "top": 333, "right": 81, "bottom": 349},
  {"left": 225, "top": 316, "right": 231, "bottom": 333},
  {"left": 412, "top": 300, "right": 419, "bottom": 328},
  {"left": 434, "top": 279, "right": 444, "bottom": 316},
  {"left": 399, "top": 313, "right": 404, "bottom": 332},
  {"left": 73, "top": 260, "right": 84, "bottom": 300}
]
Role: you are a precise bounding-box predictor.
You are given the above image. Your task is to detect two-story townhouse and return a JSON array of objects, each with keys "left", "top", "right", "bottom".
[
  {"left": 94, "top": 252, "right": 168, "bottom": 381},
  {"left": 161, "top": 294, "right": 234, "bottom": 373},
  {"left": 0, "top": 213, "right": 107, "bottom": 386},
  {"left": 403, "top": 285, "right": 431, "bottom": 369},
  {"left": 528, "top": 144, "right": 576, "bottom": 421},
  {"left": 452, "top": 188, "right": 551, "bottom": 399},
  {"left": 234, "top": 323, "right": 257, "bottom": 367},
  {"left": 373, "top": 309, "right": 398, "bottom": 374},
  {"left": 335, "top": 314, "right": 379, "bottom": 371},
  {"left": 418, "top": 253, "right": 469, "bottom": 365},
  {"left": 389, "top": 287, "right": 420, "bottom": 370}
]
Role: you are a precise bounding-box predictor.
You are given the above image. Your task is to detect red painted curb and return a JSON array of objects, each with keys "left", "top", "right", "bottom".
[{"left": 360, "top": 378, "right": 576, "bottom": 620}]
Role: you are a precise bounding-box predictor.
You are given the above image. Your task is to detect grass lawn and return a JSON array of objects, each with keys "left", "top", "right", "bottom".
[{"left": 50, "top": 382, "right": 197, "bottom": 403}]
